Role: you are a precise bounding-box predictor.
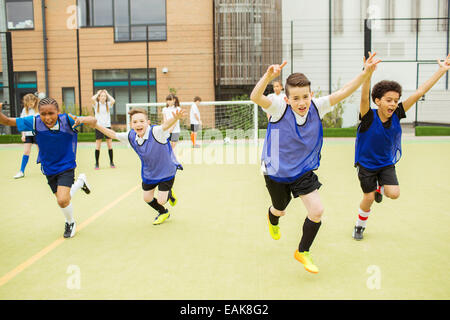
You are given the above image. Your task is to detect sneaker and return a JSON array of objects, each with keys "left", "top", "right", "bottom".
[
  {"left": 294, "top": 250, "right": 319, "bottom": 274},
  {"left": 153, "top": 211, "right": 170, "bottom": 225},
  {"left": 13, "top": 171, "right": 24, "bottom": 179},
  {"left": 78, "top": 173, "right": 91, "bottom": 194},
  {"left": 168, "top": 189, "right": 177, "bottom": 207},
  {"left": 374, "top": 186, "right": 383, "bottom": 203},
  {"left": 64, "top": 221, "right": 77, "bottom": 238},
  {"left": 110, "top": 162, "right": 116, "bottom": 169},
  {"left": 352, "top": 226, "right": 365, "bottom": 240},
  {"left": 94, "top": 164, "right": 99, "bottom": 170},
  {"left": 267, "top": 214, "right": 280, "bottom": 240}
]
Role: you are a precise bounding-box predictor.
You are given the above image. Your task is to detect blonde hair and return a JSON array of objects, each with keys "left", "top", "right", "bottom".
[
  {"left": 23, "top": 93, "right": 39, "bottom": 115},
  {"left": 96, "top": 90, "right": 109, "bottom": 113}
]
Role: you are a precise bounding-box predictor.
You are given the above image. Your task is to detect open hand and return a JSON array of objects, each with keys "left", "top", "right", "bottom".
[
  {"left": 437, "top": 54, "right": 450, "bottom": 71},
  {"left": 266, "top": 61, "right": 287, "bottom": 81},
  {"left": 172, "top": 108, "right": 186, "bottom": 120},
  {"left": 363, "top": 52, "right": 381, "bottom": 74}
]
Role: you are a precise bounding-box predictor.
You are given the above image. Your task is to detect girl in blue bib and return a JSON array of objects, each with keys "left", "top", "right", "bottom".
[{"left": 0, "top": 98, "right": 97, "bottom": 239}]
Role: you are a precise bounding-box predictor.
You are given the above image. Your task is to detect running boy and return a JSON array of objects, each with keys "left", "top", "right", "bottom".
[
  {"left": 352, "top": 54, "right": 450, "bottom": 240},
  {"left": 266, "top": 80, "right": 286, "bottom": 121},
  {"left": 93, "top": 107, "right": 185, "bottom": 225},
  {"left": 0, "top": 98, "right": 97, "bottom": 238},
  {"left": 250, "top": 53, "right": 380, "bottom": 273}
]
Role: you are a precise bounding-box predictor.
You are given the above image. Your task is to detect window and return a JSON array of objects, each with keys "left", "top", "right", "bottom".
[
  {"left": 385, "top": 0, "right": 395, "bottom": 33},
  {"left": 411, "top": 0, "right": 420, "bottom": 32},
  {"left": 62, "top": 87, "right": 76, "bottom": 114},
  {"left": 437, "top": 0, "right": 448, "bottom": 31},
  {"left": 79, "top": 0, "right": 113, "bottom": 27},
  {"left": 114, "top": 0, "right": 167, "bottom": 42},
  {"left": 93, "top": 69, "right": 157, "bottom": 123},
  {"left": 333, "top": 0, "right": 344, "bottom": 35},
  {"left": 6, "top": 0, "right": 34, "bottom": 30}
]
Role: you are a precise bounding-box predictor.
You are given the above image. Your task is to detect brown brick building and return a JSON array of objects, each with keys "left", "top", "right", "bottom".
[{"left": 1, "top": 0, "right": 215, "bottom": 127}]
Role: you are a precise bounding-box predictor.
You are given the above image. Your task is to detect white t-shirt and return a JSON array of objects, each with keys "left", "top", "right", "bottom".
[
  {"left": 20, "top": 108, "right": 37, "bottom": 136},
  {"left": 190, "top": 102, "right": 201, "bottom": 125},
  {"left": 115, "top": 125, "right": 170, "bottom": 145},
  {"left": 267, "top": 92, "right": 286, "bottom": 106},
  {"left": 94, "top": 102, "right": 113, "bottom": 127},
  {"left": 162, "top": 106, "right": 181, "bottom": 133},
  {"left": 264, "top": 95, "right": 333, "bottom": 125}
]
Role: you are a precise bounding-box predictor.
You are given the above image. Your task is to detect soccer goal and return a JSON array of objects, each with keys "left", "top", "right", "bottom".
[{"left": 125, "top": 100, "right": 261, "bottom": 145}]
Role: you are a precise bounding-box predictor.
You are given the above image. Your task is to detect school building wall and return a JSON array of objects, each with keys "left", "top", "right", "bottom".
[{"left": 1, "top": 0, "right": 215, "bottom": 129}]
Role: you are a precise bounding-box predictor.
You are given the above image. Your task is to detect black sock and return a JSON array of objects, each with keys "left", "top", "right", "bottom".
[
  {"left": 298, "top": 217, "right": 322, "bottom": 252},
  {"left": 95, "top": 149, "right": 100, "bottom": 165},
  {"left": 268, "top": 207, "right": 280, "bottom": 225},
  {"left": 168, "top": 189, "right": 174, "bottom": 201},
  {"left": 147, "top": 198, "right": 168, "bottom": 214},
  {"left": 108, "top": 149, "right": 114, "bottom": 163}
]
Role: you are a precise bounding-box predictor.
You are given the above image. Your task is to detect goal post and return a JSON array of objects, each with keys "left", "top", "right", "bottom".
[{"left": 125, "top": 100, "right": 260, "bottom": 145}]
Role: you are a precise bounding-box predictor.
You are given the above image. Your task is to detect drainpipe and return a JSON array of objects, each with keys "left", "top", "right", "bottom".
[{"left": 41, "top": 0, "right": 49, "bottom": 96}]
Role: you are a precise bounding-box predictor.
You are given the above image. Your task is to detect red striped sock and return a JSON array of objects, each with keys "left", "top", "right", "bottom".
[{"left": 356, "top": 208, "right": 370, "bottom": 227}]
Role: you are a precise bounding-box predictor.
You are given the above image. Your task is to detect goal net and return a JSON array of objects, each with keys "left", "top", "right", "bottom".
[{"left": 125, "top": 100, "right": 260, "bottom": 145}]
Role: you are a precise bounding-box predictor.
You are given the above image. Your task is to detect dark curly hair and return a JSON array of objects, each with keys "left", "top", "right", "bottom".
[
  {"left": 371, "top": 80, "right": 402, "bottom": 103},
  {"left": 38, "top": 97, "right": 59, "bottom": 110}
]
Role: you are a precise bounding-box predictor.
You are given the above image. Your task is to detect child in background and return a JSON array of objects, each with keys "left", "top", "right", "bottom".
[
  {"left": 91, "top": 89, "right": 116, "bottom": 169},
  {"left": 13, "top": 93, "right": 39, "bottom": 179},
  {"left": 162, "top": 94, "right": 182, "bottom": 150},
  {"left": 266, "top": 80, "right": 286, "bottom": 121},
  {"left": 190, "top": 96, "right": 202, "bottom": 148}
]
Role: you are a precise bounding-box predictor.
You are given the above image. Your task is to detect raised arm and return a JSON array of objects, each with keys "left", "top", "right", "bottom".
[
  {"left": 0, "top": 103, "right": 17, "bottom": 126},
  {"left": 250, "top": 61, "right": 287, "bottom": 109},
  {"left": 360, "top": 55, "right": 377, "bottom": 117},
  {"left": 91, "top": 90, "right": 101, "bottom": 103},
  {"left": 162, "top": 108, "right": 186, "bottom": 132},
  {"left": 402, "top": 54, "right": 450, "bottom": 112},
  {"left": 105, "top": 90, "right": 115, "bottom": 105},
  {"left": 329, "top": 52, "right": 381, "bottom": 106}
]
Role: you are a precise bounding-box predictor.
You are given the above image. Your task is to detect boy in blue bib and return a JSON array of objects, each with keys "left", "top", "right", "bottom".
[
  {"left": 94, "top": 107, "right": 185, "bottom": 225},
  {"left": 0, "top": 98, "right": 97, "bottom": 239},
  {"left": 251, "top": 53, "right": 381, "bottom": 274},
  {"left": 353, "top": 54, "right": 450, "bottom": 240}
]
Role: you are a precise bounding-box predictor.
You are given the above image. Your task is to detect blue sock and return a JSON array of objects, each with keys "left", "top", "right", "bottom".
[{"left": 20, "top": 155, "right": 29, "bottom": 173}]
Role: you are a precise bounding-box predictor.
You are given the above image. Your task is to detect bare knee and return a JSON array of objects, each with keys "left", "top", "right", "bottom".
[
  {"left": 308, "top": 205, "right": 324, "bottom": 222},
  {"left": 385, "top": 189, "right": 400, "bottom": 199},
  {"left": 57, "top": 197, "right": 70, "bottom": 208}
]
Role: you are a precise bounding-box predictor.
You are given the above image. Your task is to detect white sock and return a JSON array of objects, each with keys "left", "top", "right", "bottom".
[
  {"left": 61, "top": 203, "right": 75, "bottom": 223},
  {"left": 70, "top": 177, "right": 84, "bottom": 197},
  {"left": 356, "top": 208, "right": 370, "bottom": 228}
]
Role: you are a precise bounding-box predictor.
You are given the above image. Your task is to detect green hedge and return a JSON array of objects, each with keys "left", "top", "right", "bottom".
[
  {"left": 415, "top": 126, "right": 450, "bottom": 136},
  {"left": 0, "top": 132, "right": 99, "bottom": 144}
]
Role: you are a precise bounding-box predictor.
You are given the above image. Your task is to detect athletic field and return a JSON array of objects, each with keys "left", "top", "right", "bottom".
[{"left": 0, "top": 136, "right": 449, "bottom": 299}]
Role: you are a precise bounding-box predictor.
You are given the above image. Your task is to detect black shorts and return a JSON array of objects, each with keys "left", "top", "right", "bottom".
[
  {"left": 46, "top": 169, "right": 75, "bottom": 194},
  {"left": 142, "top": 177, "right": 175, "bottom": 192},
  {"left": 190, "top": 124, "right": 199, "bottom": 132},
  {"left": 357, "top": 164, "right": 399, "bottom": 193},
  {"left": 95, "top": 127, "right": 112, "bottom": 140},
  {"left": 264, "top": 170, "right": 322, "bottom": 211},
  {"left": 24, "top": 136, "right": 36, "bottom": 144},
  {"left": 169, "top": 133, "right": 180, "bottom": 142}
]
